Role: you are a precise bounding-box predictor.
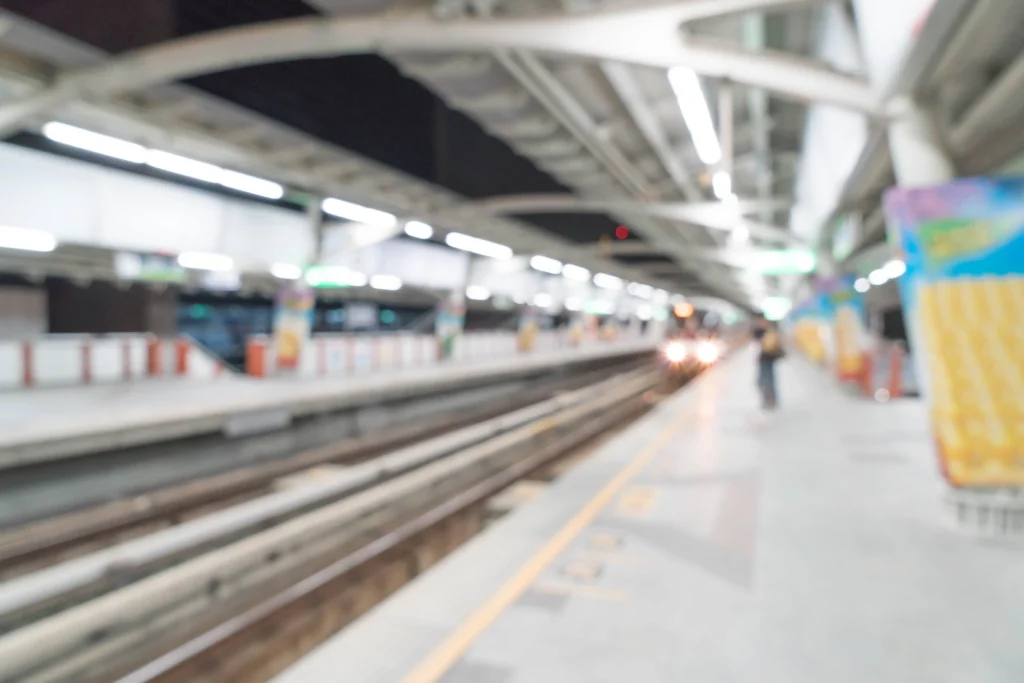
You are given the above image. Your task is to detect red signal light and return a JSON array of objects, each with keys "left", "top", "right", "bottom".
[{"left": 615, "top": 225, "right": 629, "bottom": 240}]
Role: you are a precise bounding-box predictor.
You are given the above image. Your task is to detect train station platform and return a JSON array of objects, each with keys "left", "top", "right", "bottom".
[
  {"left": 0, "top": 340, "right": 654, "bottom": 471},
  {"left": 275, "top": 347, "right": 1024, "bottom": 683}
]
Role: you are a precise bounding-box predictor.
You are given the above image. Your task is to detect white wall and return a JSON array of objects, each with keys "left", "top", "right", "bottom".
[{"left": 0, "top": 143, "right": 313, "bottom": 268}]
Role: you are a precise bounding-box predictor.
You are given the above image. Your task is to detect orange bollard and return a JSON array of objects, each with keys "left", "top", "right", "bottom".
[
  {"left": 888, "top": 346, "right": 904, "bottom": 399},
  {"left": 174, "top": 338, "right": 190, "bottom": 376},
  {"left": 859, "top": 351, "right": 874, "bottom": 397},
  {"left": 245, "top": 337, "right": 268, "bottom": 378},
  {"left": 147, "top": 336, "right": 163, "bottom": 376}
]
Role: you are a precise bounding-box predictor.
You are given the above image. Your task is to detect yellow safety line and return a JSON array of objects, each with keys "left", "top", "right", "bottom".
[{"left": 401, "top": 411, "right": 692, "bottom": 683}]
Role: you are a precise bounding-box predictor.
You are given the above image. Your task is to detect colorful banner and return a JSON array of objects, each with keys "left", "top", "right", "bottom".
[
  {"left": 273, "top": 284, "right": 314, "bottom": 371},
  {"left": 823, "top": 276, "right": 868, "bottom": 381},
  {"left": 885, "top": 177, "right": 1024, "bottom": 487},
  {"left": 435, "top": 290, "right": 466, "bottom": 361},
  {"left": 517, "top": 307, "right": 539, "bottom": 352}
]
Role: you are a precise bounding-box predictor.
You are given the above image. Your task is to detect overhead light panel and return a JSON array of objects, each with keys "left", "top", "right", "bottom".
[
  {"left": 533, "top": 293, "right": 554, "bottom": 308},
  {"left": 565, "top": 297, "right": 583, "bottom": 311},
  {"left": 562, "top": 264, "right": 591, "bottom": 282},
  {"left": 220, "top": 169, "right": 284, "bottom": 199},
  {"left": 854, "top": 278, "right": 870, "bottom": 293},
  {"left": 305, "top": 265, "right": 367, "bottom": 288},
  {"left": 0, "top": 226, "right": 57, "bottom": 253},
  {"left": 466, "top": 285, "right": 491, "bottom": 301},
  {"left": 627, "top": 282, "right": 654, "bottom": 299},
  {"left": 370, "top": 274, "right": 402, "bottom": 291},
  {"left": 883, "top": 259, "right": 907, "bottom": 279},
  {"left": 712, "top": 171, "right": 732, "bottom": 199},
  {"left": 593, "top": 273, "right": 624, "bottom": 290},
  {"left": 270, "top": 263, "right": 302, "bottom": 280},
  {"left": 42, "top": 122, "right": 147, "bottom": 164},
  {"left": 530, "top": 255, "right": 563, "bottom": 274},
  {"left": 404, "top": 221, "right": 434, "bottom": 239},
  {"left": 445, "top": 232, "right": 513, "bottom": 260},
  {"left": 868, "top": 268, "right": 888, "bottom": 286},
  {"left": 322, "top": 197, "right": 397, "bottom": 228},
  {"left": 667, "top": 67, "right": 722, "bottom": 166},
  {"left": 147, "top": 150, "right": 224, "bottom": 184},
  {"left": 177, "top": 251, "right": 234, "bottom": 272}
]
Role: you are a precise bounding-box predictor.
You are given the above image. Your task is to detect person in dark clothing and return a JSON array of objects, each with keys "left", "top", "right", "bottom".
[{"left": 752, "top": 316, "right": 784, "bottom": 409}]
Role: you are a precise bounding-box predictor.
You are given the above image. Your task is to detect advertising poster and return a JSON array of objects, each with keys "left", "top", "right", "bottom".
[
  {"left": 885, "top": 177, "right": 1024, "bottom": 487},
  {"left": 517, "top": 307, "right": 539, "bottom": 352},
  {"left": 789, "top": 295, "right": 828, "bottom": 363},
  {"left": 435, "top": 290, "right": 466, "bottom": 361},
  {"left": 273, "top": 284, "right": 314, "bottom": 371},
  {"left": 824, "top": 276, "right": 869, "bottom": 381}
]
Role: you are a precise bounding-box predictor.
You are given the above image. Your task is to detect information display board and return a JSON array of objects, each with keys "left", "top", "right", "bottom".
[{"left": 885, "top": 177, "right": 1024, "bottom": 487}]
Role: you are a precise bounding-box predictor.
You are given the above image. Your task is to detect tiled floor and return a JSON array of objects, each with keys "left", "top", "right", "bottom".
[{"left": 274, "top": 347, "right": 1024, "bottom": 683}]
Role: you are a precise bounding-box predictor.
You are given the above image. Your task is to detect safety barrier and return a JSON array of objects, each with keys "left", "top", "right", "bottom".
[
  {"left": 246, "top": 328, "right": 644, "bottom": 379},
  {"left": 859, "top": 341, "right": 915, "bottom": 401},
  {"left": 0, "top": 334, "right": 231, "bottom": 391}
]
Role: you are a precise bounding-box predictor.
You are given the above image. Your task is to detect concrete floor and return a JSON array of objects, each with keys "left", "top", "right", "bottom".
[{"left": 275, "top": 347, "right": 1024, "bottom": 683}]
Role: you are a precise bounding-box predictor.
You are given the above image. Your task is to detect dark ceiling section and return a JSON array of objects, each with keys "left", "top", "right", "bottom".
[{"left": 1, "top": 0, "right": 625, "bottom": 246}]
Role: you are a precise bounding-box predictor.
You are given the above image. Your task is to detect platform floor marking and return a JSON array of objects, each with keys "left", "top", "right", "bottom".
[
  {"left": 530, "top": 580, "right": 630, "bottom": 603},
  {"left": 401, "top": 411, "right": 692, "bottom": 683}
]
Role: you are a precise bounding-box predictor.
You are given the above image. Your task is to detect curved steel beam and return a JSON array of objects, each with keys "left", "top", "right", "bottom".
[
  {"left": 0, "top": 0, "right": 877, "bottom": 136},
  {"left": 433, "top": 193, "right": 801, "bottom": 244}
]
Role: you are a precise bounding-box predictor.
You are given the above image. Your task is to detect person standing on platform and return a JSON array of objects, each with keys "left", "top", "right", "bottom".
[{"left": 752, "top": 316, "right": 785, "bottom": 409}]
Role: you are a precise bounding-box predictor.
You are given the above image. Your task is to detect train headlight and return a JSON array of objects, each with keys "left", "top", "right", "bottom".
[
  {"left": 696, "top": 341, "right": 720, "bottom": 364},
  {"left": 664, "top": 341, "right": 688, "bottom": 364}
]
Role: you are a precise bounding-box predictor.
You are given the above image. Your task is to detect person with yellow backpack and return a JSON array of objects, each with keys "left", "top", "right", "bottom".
[{"left": 752, "top": 316, "right": 785, "bottom": 409}]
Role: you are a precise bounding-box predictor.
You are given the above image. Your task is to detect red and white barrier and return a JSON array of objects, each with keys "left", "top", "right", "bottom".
[
  {"left": 858, "top": 342, "right": 909, "bottom": 400},
  {"left": 0, "top": 334, "right": 231, "bottom": 391}
]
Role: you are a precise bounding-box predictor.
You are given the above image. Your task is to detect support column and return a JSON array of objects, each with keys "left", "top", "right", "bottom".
[
  {"left": 307, "top": 195, "right": 325, "bottom": 265},
  {"left": 886, "top": 96, "right": 956, "bottom": 187}
]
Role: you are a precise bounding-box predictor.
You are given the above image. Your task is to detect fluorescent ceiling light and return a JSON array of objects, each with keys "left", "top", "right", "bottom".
[
  {"left": 854, "top": 277, "right": 870, "bottom": 293},
  {"left": 562, "top": 264, "right": 591, "bottom": 282},
  {"left": 761, "top": 296, "right": 792, "bottom": 321},
  {"left": 270, "top": 262, "right": 302, "bottom": 280},
  {"left": 593, "top": 273, "right": 624, "bottom": 290},
  {"left": 533, "top": 293, "right": 554, "bottom": 308},
  {"left": 404, "top": 220, "right": 434, "bottom": 239},
  {"left": 466, "top": 285, "right": 491, "bottom": 301},
  {"left": 868, "top": 268, "right": 888, "bottom": 286},
  {"left": 445, "top": 232, "right": 513, "bottom": 260},
  {"left": 530, "top": 255, "right": 563, "bottom": 275},
  {"left": 883, "top": 259, "right": 906, "bottom": 279},
  {"left": 627, "top": 282, "right": 654, "bottom": 299},
  {"left": 637, "top": 304, "right": 653, "bottom": 321},
  {"left": 177, "top": 251, "right": 234, "bottom": 272},
  {"left": 147, "top": 150, "right": 224, "bottom": 184},
  {"left": 370, "top": 274, "right": 402, "bottom": 291},
  {"left": 565, "top": 297, "right": 583, "bottom": 311},
  {"left": 0, "top": 226, "right": 57, "bottom": 253},
  {"left": 220, "top": 169, "right": 284, "bottom": 199},
  {"left": 42, "top": 122, "right": 147, "bottom": 164},
  {"left": 322, "top": 197, "right": 397, "bottom": 228},
  {"left": 712, "top": 171, "right": 732, "bottom": 199},
  {"left": 512, "top": 293, "right": 527, "bottom": 305},
  {"left": 667, "top": 67, "right": 722, "bottom": 165}
]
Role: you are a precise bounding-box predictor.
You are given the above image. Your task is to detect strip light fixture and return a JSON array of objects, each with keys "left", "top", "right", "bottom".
[
  {"left": 593, "top": 273, "right": 624, "bottom": 290},
  {"left": 177, "top": 251, "right": 234, "bottom": 272},
  {"left": 667, "top": 67, "right": 722, "bottom": 165},
  {"left": 404, "top": 221, "right": 434, "bottom": 239},
  {"left": 322, "top": 197, "right": 397, "bottom": 228},
  {"left": 712, "top": 171, "right": 732, "bottom": 200},
  {"left": 270, "top": 263, "right": 303, "bottom": 280},
  {"left": 42, "top": 122, "right": 284, "bottom": 199},
  {"left": 0, "top": 226, "right": 58, "bottom": 253},
  {"left": 369, "top": 274, "right": 402, "bottom": 291},
  {"left": 445, "top": 232, "right": 513, "bottom": 260},
  {"left": 466, "top": 285, "right": 491, "bottom": 301},
  {"left": 530, "top": 255, "right": 563, "bottom": 274},
  {"left": 561, "top": 264, "right": 591, "bottom": 282}
]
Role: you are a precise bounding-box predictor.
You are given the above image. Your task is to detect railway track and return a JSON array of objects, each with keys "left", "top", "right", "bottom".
[
  {"left": 0, "top": 358, "right": 646, "bottom": 583},
  {"left": 0, "top": 364, "right": 673, "bottom": 683}
]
